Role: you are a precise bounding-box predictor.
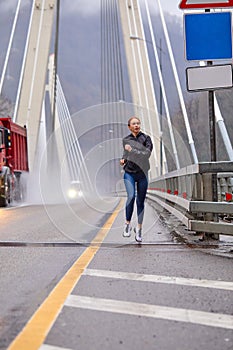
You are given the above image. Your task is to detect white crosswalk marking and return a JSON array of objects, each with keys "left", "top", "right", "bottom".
[
  {"left": 83, "top": 268, "right": 233, "bottom": 291},
  {"left": 39, "top": 345, "right": 72, "bottom": 350},
  {"left": 65, "top": 294, "right": 233, "bottom": 330}
]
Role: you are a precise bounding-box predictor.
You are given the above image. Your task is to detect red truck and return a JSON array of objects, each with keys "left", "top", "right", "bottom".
[{"left": 0, "top": 117, "right": 28, "bottom": 207}]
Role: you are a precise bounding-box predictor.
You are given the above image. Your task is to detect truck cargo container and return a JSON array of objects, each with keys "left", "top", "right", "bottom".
[{"left": 0, "top": 117, "right": 28, "bottom": 207}]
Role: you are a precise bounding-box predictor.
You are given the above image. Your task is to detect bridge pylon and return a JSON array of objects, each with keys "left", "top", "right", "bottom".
[
  {"left": 15, "top": 0, "right": 57, "bottom": 172},
  {"left": 118, "top": 0, "right": 161, "bottom": 178}
]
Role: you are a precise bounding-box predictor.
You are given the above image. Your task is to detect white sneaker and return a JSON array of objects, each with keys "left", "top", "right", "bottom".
[
  {"left": 123, "top": 223, "right": 132, "bottom": 237},
  {"left": 134, "top": 227, "right": 142, "bottom": 243}
]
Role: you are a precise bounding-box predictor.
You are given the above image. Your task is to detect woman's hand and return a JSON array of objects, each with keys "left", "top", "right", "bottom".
[
  {"left": 125, "top": 144, "right": 132, "bottom": 152},
  {"left": 120, "top": 159, "right": 125, "bottom": 166}
]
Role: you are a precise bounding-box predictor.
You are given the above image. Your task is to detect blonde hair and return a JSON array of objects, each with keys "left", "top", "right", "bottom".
[{"left": 128, "top": 116, "right": 140, "bottom": 126}]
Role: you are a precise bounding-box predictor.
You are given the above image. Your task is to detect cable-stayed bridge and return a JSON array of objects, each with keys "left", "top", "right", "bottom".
[
  {"left": 1, "top": 0, "right": 233, "bottom": 238},
  {"left": 1, "top": 2, "right": 233, "bottom": 350}
]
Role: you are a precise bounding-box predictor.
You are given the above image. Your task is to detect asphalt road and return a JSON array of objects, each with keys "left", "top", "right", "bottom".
[{"left": 0, "top": 197, "right": 233, "bottom": 350}]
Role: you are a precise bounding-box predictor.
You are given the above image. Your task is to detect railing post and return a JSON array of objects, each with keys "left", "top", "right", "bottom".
[
  {"left": 203, "top": 173, "right": 219, "bottom": 240},
  {"left": 195, "top": 173, "right": 203, "bottom": 200}
]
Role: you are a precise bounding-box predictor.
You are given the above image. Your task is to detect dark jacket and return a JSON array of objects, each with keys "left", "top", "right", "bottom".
[{"left": 122, "top": 131, "right": 153, "bottom": 174}]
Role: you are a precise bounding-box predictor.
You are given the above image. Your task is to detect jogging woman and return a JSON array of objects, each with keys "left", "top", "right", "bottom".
[{"left": 120, "top": 116, "right": 153, "bottom": 242}]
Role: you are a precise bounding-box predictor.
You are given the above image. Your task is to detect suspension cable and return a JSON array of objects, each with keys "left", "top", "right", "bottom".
[
  {"left": 114, "top": 1, "right": 125, "bottom": 101},
  {"left": 0, "top": 0, "right": 22, "bottom": 97},
  {"left": 57, "top": 77, "right": 93, "bottom": 189},
  {"left": 157, "top": 0, "right": 198, "bottom": 164},
  {"left": 14, "top": 0, "right": 34, "bottom": 122},
  {"left": 144, "top": 0, "right": 180, "bottom": 169},
  {"left": 101, "top": 0, "right": 126, "bottom": 103},
  {"left": 52, "top": 0, "right": 60, "bottom": 132}
]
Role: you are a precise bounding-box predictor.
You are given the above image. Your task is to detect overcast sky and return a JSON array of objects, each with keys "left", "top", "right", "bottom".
[
  {"left": 0, "top": 0, "right": 30, "bottom": 12},
  {"left": 0, "top": 0, "right": 183, "bottom": 109},
  {"left": 1, "top": 0, "right": 182, "bottom": 17},
  {"left": 60, "top": 0, "right": 182, "bottom": 17},
  {"left": 148, "top": 0, "right": 182, "bottom": 16}
]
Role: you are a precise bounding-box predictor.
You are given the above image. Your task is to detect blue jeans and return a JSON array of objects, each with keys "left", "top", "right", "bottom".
[{"left": 124, "top": 171, "right": 148, "bottom": 225}]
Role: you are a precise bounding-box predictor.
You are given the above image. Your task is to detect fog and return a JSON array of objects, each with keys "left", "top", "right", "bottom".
[{"left": 22, "top": 101, "right": 191, "bottom": 242}]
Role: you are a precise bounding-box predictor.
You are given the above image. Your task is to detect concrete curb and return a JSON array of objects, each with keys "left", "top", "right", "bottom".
[{"left": 147, "top": 198, "right": 233, "bottom": 259}]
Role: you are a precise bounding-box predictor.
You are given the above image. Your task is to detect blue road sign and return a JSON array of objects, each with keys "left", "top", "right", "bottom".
[{"left": 184, "top": 12, "right": 232, "bottom": 61}]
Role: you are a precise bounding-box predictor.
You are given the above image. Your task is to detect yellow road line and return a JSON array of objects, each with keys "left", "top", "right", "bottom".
[{"left": 8, "top": 199, "right": 123, "bottom": 350}]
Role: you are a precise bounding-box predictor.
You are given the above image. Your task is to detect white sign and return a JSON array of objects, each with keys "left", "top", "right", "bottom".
[
  {"left": 186, "top": 64, "right": 233, "bottom": 92},
  {"left": 179, "top": 0, "right": 233, "bottom": 9}
]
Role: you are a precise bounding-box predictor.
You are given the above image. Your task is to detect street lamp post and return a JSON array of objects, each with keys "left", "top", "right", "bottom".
[{"left": 158, "top": 38, "right": 163, "bottom": 175}]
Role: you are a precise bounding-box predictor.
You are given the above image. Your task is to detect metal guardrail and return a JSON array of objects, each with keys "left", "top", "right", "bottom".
[{"left": 147, "top": 161, "right": 233, "bottom": 237}]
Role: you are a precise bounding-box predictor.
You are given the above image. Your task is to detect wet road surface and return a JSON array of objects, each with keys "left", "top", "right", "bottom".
[{"left": 0, "top": 198, "right": 232, "bottom": 350}]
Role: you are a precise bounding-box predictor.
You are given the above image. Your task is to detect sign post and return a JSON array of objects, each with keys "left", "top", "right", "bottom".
[
  {"left": 180, "top": 1, "right": 233, "bottom": 238},
  {"left": 207, "top": 61, "right": 218, "bottom": 211}
]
